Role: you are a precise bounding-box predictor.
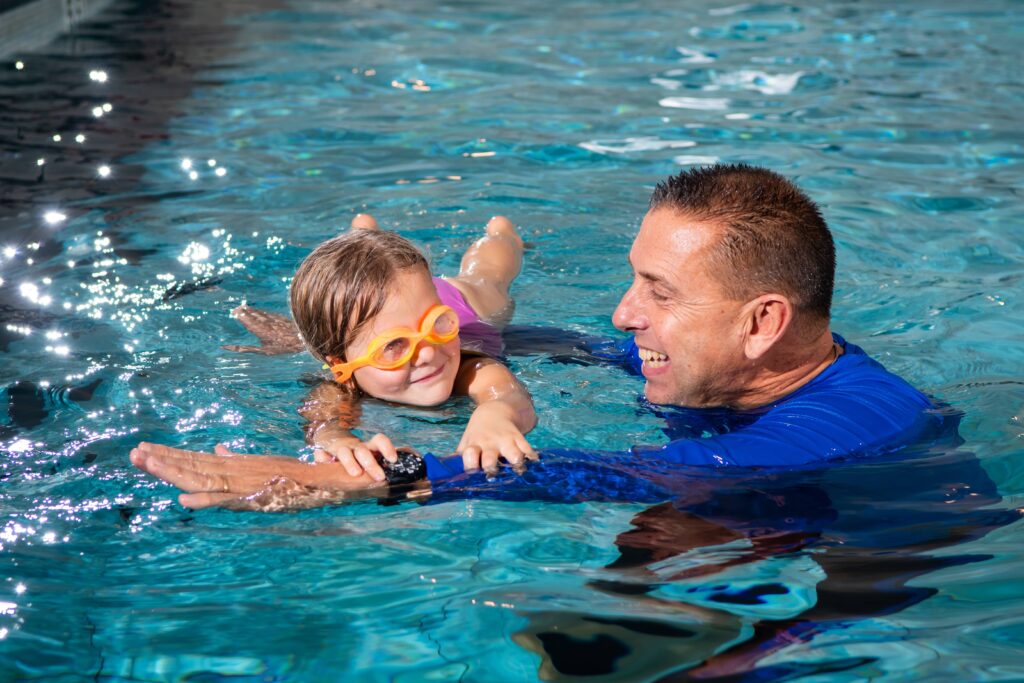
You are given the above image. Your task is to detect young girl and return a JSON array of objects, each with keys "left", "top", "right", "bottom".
[{"left": 241, "top": 214, "right": 536, "bottom": 483}]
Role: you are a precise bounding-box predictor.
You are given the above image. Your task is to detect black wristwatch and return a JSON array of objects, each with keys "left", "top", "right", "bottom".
[{"left": 382, "top": 448, "right": 427, "bottom": 484}]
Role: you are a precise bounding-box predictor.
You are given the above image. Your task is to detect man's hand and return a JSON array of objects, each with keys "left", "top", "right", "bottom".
[
  {"left": 222, "top": 304, "right": 306, "bottom": 355},
  {"left": 312, "top": 433, "right": 401, "bottom": 482},
  {"left": 457, "top": 402, "right": 538, "bottom": 475},
  {"left": 129, "top": 441, "right": 383, "bottom": 511}
]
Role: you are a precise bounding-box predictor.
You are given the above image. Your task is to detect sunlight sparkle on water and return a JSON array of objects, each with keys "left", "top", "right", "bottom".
[
  {"left": 180, "top": 158, "right": 192, "bottom": 170},
  {"left": 98, "top": 165, "right": 111, "bottom": 178},
  {"left": 19, "top": 283, "right": 39, "bottom": 301},
  {"left": 8, "top": 439, "right": 32, "bottom": 453},
  {"left": 178, "top": 242, "right": 210, "bottom": 264},
  {"left": 75, "top": 134, "right": 86, "bottom": 143},
  {"left": 44, "top": 210, "right": 67, "bottom": 225},
  {"left": 89, "top": 69, "right": 108, "bottom": 82}
]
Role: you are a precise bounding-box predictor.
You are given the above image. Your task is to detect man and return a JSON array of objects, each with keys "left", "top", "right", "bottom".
[
  {"left": 609, "top": 163, "right": 943, "bottom": 467},
  {"left": 130, "top": 163, "right": 948, "bottom": 504}
]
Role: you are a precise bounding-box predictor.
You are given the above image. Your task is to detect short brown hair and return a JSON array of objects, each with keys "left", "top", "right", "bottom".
[
  {"left": 290, "top": 230, "right": 429, "bottom": 365},
  {"left": 650, "top": 164, "right": 835, "bottom": 322}
]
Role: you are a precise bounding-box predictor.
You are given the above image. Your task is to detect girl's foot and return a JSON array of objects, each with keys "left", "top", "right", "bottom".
[
  {"left": 351, "top": 213, "right": 380, "bottom": 231},
  {"left": 485, "top": 215, "right": 523, "bottom": 247}
]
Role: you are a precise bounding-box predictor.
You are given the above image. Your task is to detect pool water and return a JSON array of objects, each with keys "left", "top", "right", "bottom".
[{"left": 1, "top": 0, "right": 1022, "bottom": 680}]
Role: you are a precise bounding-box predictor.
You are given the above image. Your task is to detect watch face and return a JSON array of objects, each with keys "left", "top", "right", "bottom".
[{"left": 383, "top": 449, "right": 427, "bottom": 485}]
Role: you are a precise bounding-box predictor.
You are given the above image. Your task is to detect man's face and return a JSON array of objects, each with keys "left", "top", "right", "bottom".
[{"left": 612, "top": 207, "right": 748, "bottom": 408}]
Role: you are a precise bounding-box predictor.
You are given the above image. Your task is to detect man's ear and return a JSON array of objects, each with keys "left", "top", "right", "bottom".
[{"left": 741, "top": 294, "right": 793, "bottom": 360}]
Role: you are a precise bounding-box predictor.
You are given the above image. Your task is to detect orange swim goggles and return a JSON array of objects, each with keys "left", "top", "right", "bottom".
[{"left": 329, "top": 304, "right": 460, "bottom": 382}]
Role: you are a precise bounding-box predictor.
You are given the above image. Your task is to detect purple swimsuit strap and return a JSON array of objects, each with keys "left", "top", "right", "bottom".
[{"left": 432, "top": 277, "right": 504, "bottom": 357}]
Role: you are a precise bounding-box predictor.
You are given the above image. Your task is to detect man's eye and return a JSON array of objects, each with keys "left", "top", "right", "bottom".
[{"left": 650, "top": 290, "right": 670, "bottom": 302}]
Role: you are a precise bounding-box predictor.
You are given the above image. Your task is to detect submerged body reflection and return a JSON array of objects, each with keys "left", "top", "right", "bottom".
[{"left": 433, "top": 418, "right": 1017, "bottom": 680}]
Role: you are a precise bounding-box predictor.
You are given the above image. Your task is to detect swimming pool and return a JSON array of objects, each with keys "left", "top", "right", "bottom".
[{"left": 1, "top": 0, "right": 1022, "bottom": 679}]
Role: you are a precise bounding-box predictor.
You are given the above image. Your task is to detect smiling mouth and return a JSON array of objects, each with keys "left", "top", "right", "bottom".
[
  {"left": 638, "top": 345, "right": 669, "bottom": 367},
  {"left": 412, "top": 364, "right": 445, "bottom": 384}
]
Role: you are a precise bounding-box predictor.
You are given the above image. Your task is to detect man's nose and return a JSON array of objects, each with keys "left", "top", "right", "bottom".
[{"left": 612, "top": 285, "right": 646, "bottom": 332}]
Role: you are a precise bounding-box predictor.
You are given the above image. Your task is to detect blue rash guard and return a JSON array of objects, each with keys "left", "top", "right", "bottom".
[
  {"left": 421, "top": 333, "right": 950, "bottom": 489},
  {"left": 633, "top": 333, "right": 946, "bottom": 467}
]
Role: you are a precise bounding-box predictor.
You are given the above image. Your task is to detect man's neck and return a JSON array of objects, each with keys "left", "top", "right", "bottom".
[{"left": 731, "top": 327, "right": 839, "bottom": 410}]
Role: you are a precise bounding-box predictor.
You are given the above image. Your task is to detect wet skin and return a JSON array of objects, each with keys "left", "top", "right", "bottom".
[
  {"left": 340, "top": 267, "right": 462, "bottom": 407},
  {"left": 613, "top": 207, "right": 752, "bottom": 408}
]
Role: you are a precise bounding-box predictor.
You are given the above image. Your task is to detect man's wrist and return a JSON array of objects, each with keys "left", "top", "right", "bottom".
[
  {"left": 381, "top": 449, "right": 427, "bottom": 485},
  {"left": 376, "top": 449, "right": 430, "bottom": 505}
]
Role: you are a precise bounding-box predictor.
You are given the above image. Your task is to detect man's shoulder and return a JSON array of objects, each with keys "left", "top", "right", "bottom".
[
  {"left": 756, "top": 333, "right": 945, "bottom": 455},
  {"left": 788, "top": 333, "right": 932, "bottom": 412},
  {"left": 653, "top": 334, "right": 952, "bottom": 468}
]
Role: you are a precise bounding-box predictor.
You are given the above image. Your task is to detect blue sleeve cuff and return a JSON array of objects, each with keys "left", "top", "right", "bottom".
[{"left": 423, "top": 452, "right": 465, "bottom": 482}]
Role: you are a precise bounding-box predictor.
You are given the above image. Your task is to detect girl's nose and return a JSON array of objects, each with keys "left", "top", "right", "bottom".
[{"left": 412, "top": 341, "right": 436, "bottom": 365}]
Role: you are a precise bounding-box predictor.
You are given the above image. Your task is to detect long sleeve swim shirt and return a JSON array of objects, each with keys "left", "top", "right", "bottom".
[{"left": 422, "top": 334, "right": 950, "bottom": 485}]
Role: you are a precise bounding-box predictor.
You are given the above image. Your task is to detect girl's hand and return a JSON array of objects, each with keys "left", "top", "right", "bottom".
[
  {"left": 457, "top": 403, "right": 538, "bottom": 475},
  {"left": 313, "top": 433, "right": 400, "bottom": 482}
]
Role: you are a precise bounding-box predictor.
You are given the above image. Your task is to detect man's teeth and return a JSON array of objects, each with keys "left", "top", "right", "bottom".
[{"left": 639, "top": 346, "right": 669, "bottom": 364}]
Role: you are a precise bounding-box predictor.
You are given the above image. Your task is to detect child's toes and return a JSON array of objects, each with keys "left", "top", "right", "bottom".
[{"left": 351, "top": 213, "right": 380, "bottom": 231}]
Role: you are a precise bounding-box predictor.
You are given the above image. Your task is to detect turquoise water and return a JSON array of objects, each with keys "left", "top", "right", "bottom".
[{"left": 1, "top": 0, "right": 1023, "bottom": 680}]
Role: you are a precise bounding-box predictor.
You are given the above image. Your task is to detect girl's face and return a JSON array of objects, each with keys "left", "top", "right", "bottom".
[{"left": 345, "top": 267, "right": 461, "bottom": 406}]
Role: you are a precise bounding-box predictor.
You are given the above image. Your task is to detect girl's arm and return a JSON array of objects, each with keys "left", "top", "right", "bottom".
[
  {"left": 299, "top": 382, "right": 399, "bottom": 482},
  {"left": 453, "top": 355, "right": 538, "bottom": 473}
]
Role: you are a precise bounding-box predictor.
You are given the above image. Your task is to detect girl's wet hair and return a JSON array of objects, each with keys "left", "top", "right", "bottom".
[{"left": 290, "top": 230, "right": 429, "bottom": 369}]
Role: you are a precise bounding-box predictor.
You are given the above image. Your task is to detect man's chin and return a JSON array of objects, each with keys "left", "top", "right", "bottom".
[
  {"left": 642, "top": 381, "right": 693, "bottom": 408},
  {"left": 642, "top": 383, "right": 673, "bottom": 406}
]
